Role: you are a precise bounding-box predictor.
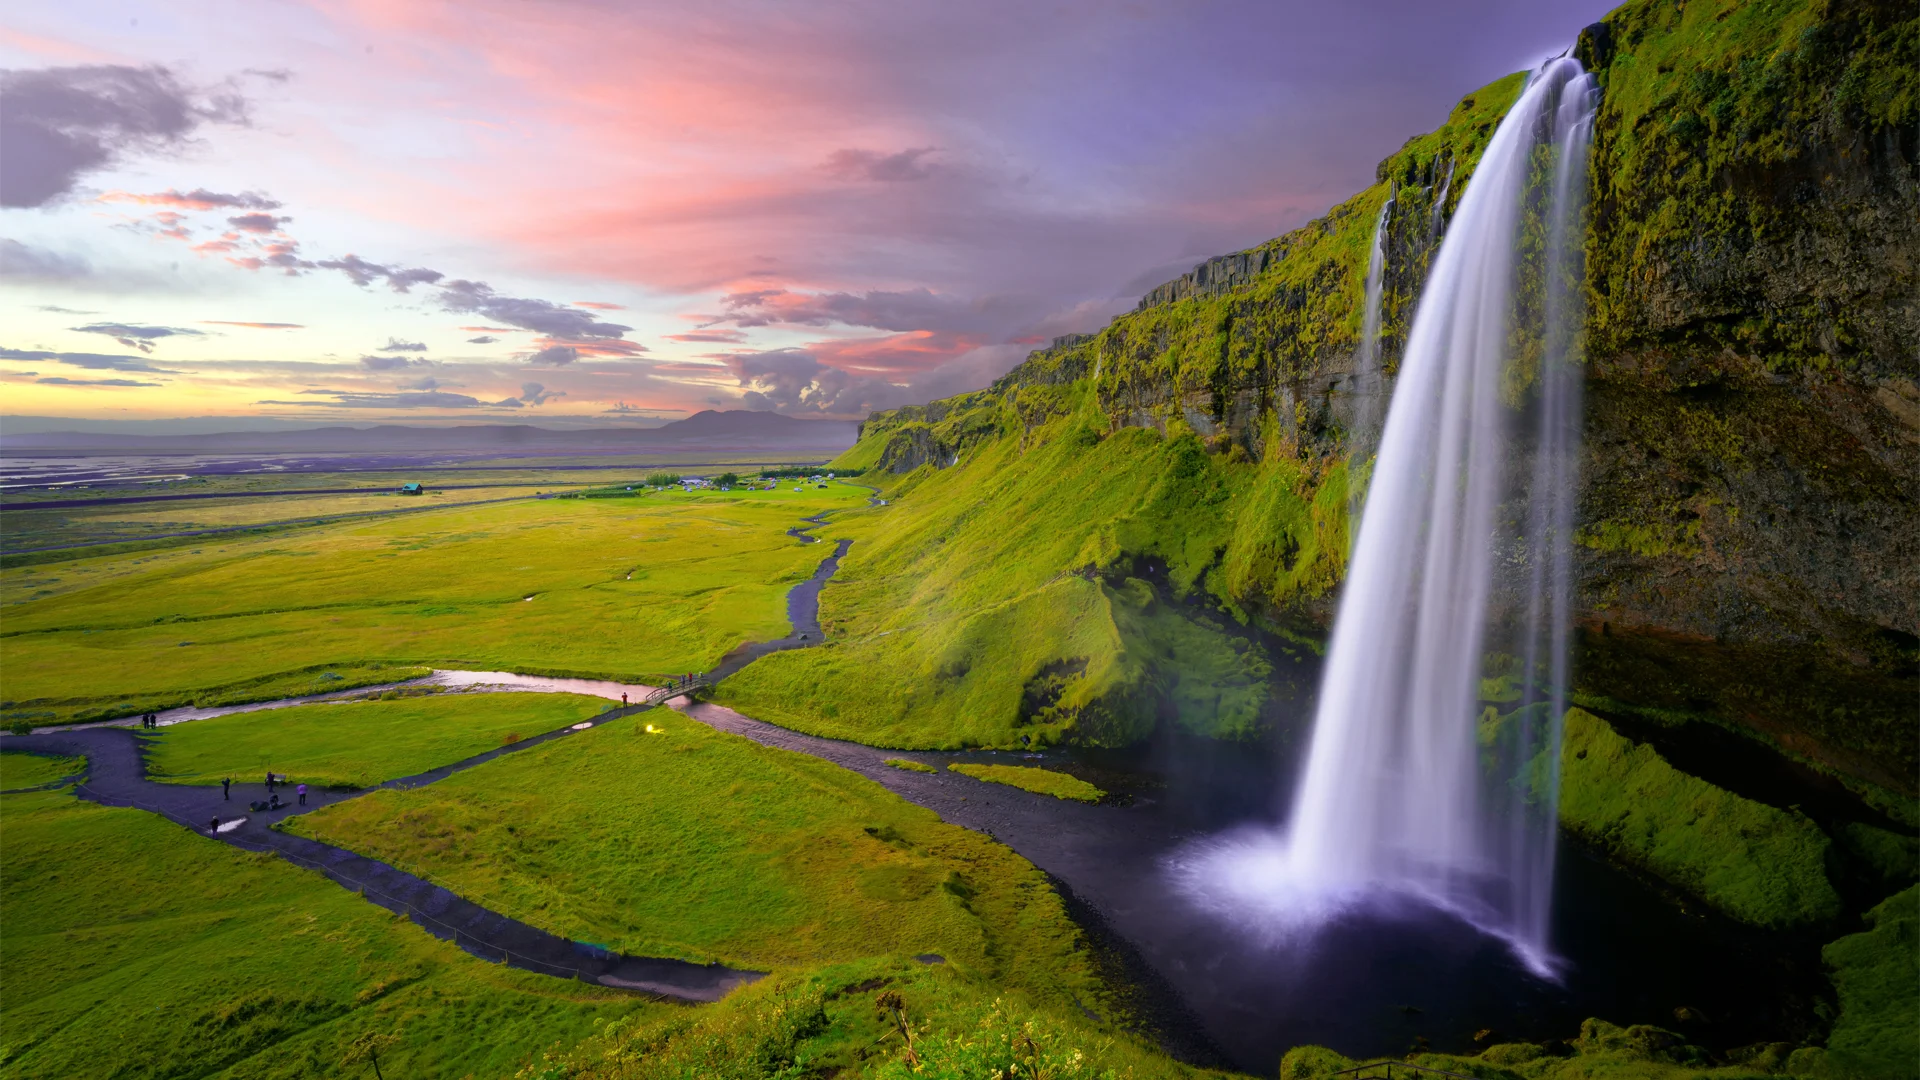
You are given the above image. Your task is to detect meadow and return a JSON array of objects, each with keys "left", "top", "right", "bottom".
[
  {"left": 0, "top": 785, "right": 648, "bottom": 1078},
  {"left": 286, "top": 709, "right": 1104, "bottom": 1001},
  {"left": 1, "top": 486, "right": 547, "bottom": 554},
  {"left": 148, "top": 690, "right": 607, "bottom": 788},
  {"left": 0, "top": 751, "right": 82, "bottom": 790},
  {"left": 0, "top": 483, "right": 867, "bottom": 727}
]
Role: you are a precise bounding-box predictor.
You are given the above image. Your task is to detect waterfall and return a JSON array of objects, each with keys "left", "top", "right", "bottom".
[
  {"left": 1429, "top": 156, "right": 1456, "bottom": 242},
  {"left": 1351, "top": 191, "right": 1393, "bottom": 462},
  {"left": 1173, "top": 59, "right": 1598, "bottom": 978}
]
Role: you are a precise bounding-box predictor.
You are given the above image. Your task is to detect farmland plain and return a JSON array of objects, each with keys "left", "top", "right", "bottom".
[{"left": 0, "top": 483, "right": 867, "bottom": 728}]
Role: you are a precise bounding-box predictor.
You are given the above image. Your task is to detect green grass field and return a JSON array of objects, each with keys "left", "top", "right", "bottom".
[
  {"left": 948, "top": 762, "right": 1105, "bottom": 803},
  {"left": 523, "top": 955, "right": 1237, "bottom": 1080},
  {"left": 286, "top": 711, "right": 1102, "bottom": 1007},
  {"left": 0, "top": 787, "right": 648, "bottom": 1078},
  {"left": 0, "top": 484, "right": 866, "bottom": 727},
  {"left": 0, "top": 751, "right": 82, "bottom": 790},
  {"left": 148, "top": 691, "right": 608, "bottom": 788}
]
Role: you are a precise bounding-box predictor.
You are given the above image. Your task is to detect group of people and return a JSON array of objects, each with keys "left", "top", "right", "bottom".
[
  {"left": 137, "top": 712, "right": 161, "bottom": 728},
  {"left": 208, "top": 773, "right": 307, "bottom": 834}
]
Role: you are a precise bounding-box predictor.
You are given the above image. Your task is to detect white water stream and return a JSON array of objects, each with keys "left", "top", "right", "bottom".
[{"left": 1176, "top": 59, "right": 1598, "bottom": 977}]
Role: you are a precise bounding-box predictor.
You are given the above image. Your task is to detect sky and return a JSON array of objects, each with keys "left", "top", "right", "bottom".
[{"left": 1, "top": 0, "right": 1615, "bottom": 427}]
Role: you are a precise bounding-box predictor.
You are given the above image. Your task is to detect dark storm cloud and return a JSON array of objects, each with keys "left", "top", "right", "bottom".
[
  {"left": 0, "top": 65, "right": 249, "bottom": 208},
  {"left": 379, "top": 338, "right": 427, "bottom": 352},
  {"left": 70, "top": 322, "right": 208, "bottom": 352},
  {"left": 438, "top": 280, "right": 633, "bottom": 340},
  {"left": 0, "top": 347, "right": 179, "bottom": 373},
  {"left": 226, "top": 212, "right": 290, "bottom": 233}
]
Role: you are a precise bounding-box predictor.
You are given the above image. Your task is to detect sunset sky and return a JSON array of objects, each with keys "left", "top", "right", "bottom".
[{"left": 1, "top": 0, "right": 1611, "bottom": 427}]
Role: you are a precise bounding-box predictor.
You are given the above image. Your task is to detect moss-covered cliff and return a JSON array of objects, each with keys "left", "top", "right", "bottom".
[{"left": 786, "top": 0, "right": 1916, "bottom": 819}]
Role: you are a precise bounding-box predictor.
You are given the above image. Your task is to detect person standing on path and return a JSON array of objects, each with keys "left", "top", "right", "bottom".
[
  {"left": 210, "top": 817, "right": 219, "bottom": 834},
  {"left": 622, "top": 692, "right": 629, "bottom": 706},
  {"left": 222, "top": 777, "right": 231, "bottom": 801},
  {"left": 265, "top": 770, "right": 274, "bottom": 792},
  {"left": 297, "top": 782, "right": 307, "bottom": 807}
]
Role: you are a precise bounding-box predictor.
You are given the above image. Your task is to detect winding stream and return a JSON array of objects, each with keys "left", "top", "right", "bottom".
[{"left": 3, "top": 495, "right": 1839, "bottom": 1067}]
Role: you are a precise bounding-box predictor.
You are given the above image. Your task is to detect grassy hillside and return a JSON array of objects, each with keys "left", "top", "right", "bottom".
[{"left": 722, "top": 396, "right": 1339, "bottom": 749}]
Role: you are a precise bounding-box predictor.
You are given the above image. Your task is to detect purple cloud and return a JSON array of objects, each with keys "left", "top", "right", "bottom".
[
  {"left": 316, "top": 254, "right": 444, "bottom": 292},
  {"left": 36, "top": 376, "right": 161, "bottom": 387},
  {"left": 227, "top": 212, "right": 289, "bottom": 233},
  {"left": 824, "top": 147, "right": 939, "bottom": 182},
  {"left": 0, "top": 65, "right": 249, "bottom": 208},
  {"left": 358, "top": 354, "right": 417, "bottom": 371},
  {"left": 0, "top": 346, "right": 178, "bottom": 373},
  {"left": 527, "top": 344, "right": 579, "bottom": 366},
  {"left": 439, "top": 280, "right": 632, "bottom": 340},
  {"left": 69, "top": 322, "right": 206, "bottom": 353}
]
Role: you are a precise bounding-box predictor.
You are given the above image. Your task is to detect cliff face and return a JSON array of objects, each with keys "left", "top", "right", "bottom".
[{"left": 842, "top": 0, "right": 1917, "bottom": 799}]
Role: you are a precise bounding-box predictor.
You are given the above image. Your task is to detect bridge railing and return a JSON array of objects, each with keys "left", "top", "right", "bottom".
[{"left": 642, "top": 677, "right": 711, "bottom": 706}]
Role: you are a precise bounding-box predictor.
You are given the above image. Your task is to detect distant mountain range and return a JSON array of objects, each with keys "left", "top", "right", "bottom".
[{"left": 0, "top": 410, "right": 859, "bottom": 456}]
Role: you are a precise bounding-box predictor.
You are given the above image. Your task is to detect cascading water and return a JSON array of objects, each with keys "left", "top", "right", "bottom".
[
  {"left": 1429, "top": 156, "right": 1456, "bottom": 241},
  {"left": 1350, "top": 190, "right": 1394, "bottom": 464},
  {"left": 1173, "top": 59, "right": 1598, "bottom": 978}
]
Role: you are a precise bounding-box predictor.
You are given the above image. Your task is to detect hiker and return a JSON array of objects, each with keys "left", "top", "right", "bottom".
[
  {"left": 297, "top": 782, "right": 307, "bottom": 807},
  {"left": 265, "top": 770, "right": 274, "bottom": 791},
  {"left": 622, "top": 692, "right": 628, "bottom": 706},
  {"left": 222, "top": 777, "right": 231, "bottom": 801},
  {"left": 211, "top": 817, "right": 219, "bottom": 834}
]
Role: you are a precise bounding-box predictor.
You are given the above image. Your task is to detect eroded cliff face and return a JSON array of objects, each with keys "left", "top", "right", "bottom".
[{"left": 850, "top": 0, "right": 1918, "bottom": 797}]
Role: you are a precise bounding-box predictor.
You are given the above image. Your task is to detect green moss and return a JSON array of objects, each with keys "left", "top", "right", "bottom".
[
  {"left": 948, "top": 762, "right": 1105, "bottom": 804},
  {"left": 1835, "top": 822, "right": 1920, "bottom": 891},
  {"left": 1820, "top": 885, "right": 1920, "bottom": 1080},
  {"left": 1583, "top": 0, "right": 1919, "bottom": 373},
  {"left": 1558, "top": 708, "right": 1842, "bottom": 928},
  {"left": 885, "top": 758, "right": 938, "bottom": 774}
]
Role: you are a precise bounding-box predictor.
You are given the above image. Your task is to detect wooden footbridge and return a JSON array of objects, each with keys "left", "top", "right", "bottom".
[{"left": 641, "top": 675, "right": 712, "bottom": 706}]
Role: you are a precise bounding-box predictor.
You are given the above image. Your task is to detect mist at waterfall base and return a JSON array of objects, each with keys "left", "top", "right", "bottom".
[{"left": 1171, "top": 60, "right": 1599, "bottom": 981}]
